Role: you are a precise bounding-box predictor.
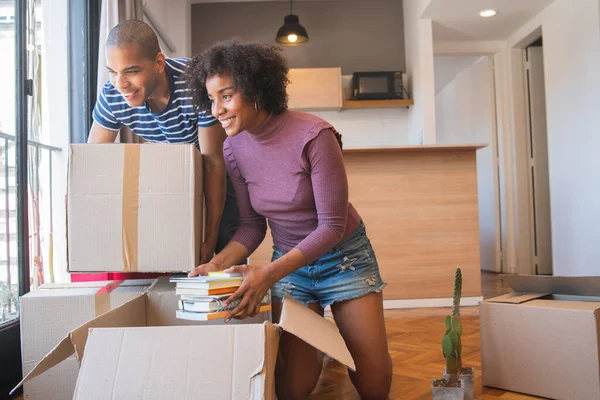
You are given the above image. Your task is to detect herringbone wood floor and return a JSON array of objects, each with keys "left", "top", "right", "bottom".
[{"left": 310, "top": 272, "right": 546, "bottom": 400}]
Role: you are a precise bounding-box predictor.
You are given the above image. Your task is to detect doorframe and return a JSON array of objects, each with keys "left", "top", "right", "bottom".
[
  {"left": 505, "top": 27, "right": 546, "bottom": 275},
  {"left": 434, "top": 28, "right": 545, "bottom": 276}
]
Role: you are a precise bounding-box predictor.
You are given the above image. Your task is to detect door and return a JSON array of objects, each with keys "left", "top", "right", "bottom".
[{"left": 524, "top": 45, "right": 553, "bottom": 275}]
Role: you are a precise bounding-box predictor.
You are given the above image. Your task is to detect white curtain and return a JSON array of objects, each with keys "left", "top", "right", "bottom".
[{"left": 97, "top": 0, "right": 144, "bottom": 143}]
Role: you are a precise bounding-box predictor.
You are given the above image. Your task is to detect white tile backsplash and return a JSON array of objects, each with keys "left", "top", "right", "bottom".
[{"left": 307, "top": 108, "right": 412, "bottom": 149}]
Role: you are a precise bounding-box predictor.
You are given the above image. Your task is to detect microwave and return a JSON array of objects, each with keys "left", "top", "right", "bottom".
[{"left": 351, "top": 71, "right": 406, "bottom": 100}]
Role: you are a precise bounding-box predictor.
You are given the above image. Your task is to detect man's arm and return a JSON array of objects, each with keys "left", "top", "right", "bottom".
[
  {"left": 88, "top": 122, "right": 118, "bottom": 143},
  {"left": 197, "top": 123, "right": 227, "bottom": 264}
]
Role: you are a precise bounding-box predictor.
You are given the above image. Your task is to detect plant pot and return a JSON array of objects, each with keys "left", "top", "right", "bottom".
[
  {"left": 431, "top": 378, "right": 464, "bottom": 400},
  {"left": 444, "top": 366, "right": 474, "bottom": 400}
]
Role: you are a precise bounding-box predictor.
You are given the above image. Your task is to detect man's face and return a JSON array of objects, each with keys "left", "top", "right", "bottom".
[{"left": 106, "top": 44, "right": 160, "bottom": 107}]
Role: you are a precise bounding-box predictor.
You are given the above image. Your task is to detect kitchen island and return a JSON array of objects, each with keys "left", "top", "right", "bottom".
[{"left": 249, "top": 144, "right": 487, "bottom": 307}]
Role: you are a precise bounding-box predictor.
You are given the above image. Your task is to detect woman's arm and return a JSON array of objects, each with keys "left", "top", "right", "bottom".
[
  {"left": 188, "top": 140, "right": 267, "bottom": 276},
  {"left": 222, "top": 129, "right": 350, "bottom": 320},
  {"left": 295, "top": 128, "right": 349, "bottom": 262}
]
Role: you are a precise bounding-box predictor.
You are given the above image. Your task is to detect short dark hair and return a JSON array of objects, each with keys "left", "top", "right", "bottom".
[
  {"left": 185, "top": 39, "right": 290, "bottom": 115},
  {"left": 106, "top": 19, "right": 161, "bottom": 60}
]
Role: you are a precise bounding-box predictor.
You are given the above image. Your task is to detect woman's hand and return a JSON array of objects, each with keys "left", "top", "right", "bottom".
[
  {"left": 222, "top": 264, "right": 276, "bottom": 322},
  {"left": 188, "top": 261, "right": 222, "bottom": 277}
]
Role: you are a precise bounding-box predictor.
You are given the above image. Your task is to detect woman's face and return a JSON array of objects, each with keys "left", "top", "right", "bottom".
[{"left": 206, "top": 73, "right": 261, "bottom": 137}]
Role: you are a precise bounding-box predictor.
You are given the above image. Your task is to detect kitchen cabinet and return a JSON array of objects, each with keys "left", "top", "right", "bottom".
[
  {"left": 287, "top": 67, "right": 343, "bottom": 111},
  {"left": 287, "top": 67, "right": 413, "bottom": 111}
]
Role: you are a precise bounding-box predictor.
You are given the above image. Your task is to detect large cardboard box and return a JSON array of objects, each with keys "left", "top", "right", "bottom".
[
  {"left": 13, "top": 278, "right": 338, "bottom": 399},
  {"left": 19, "top": 279, "right": 154, "bottom": 400},
  {"left": 67, "top": 143, "right": 203, "bottom": 273},
  {"left": 480, "top": 274, "right": 600, "bottom": 400}
]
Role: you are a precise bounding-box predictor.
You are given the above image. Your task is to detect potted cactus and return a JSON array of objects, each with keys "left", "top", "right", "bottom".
[{"left": 431, "top": 268, "right": 474, "bottom": 400}]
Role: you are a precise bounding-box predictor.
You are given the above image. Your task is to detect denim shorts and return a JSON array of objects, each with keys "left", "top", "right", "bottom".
[{"left": 270, "top": 220, "right": 387, "bottom": 308}]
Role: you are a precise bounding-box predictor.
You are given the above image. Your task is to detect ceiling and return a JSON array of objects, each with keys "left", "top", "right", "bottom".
[
  {"left": 190, "top": 0, "right": 554, "bottom": 42},
  {"left": 422, "top": 0, "right": 554, "bottom": 42},
  {"left": 191, "top": 0, "right": 336, "bottom": 3}
]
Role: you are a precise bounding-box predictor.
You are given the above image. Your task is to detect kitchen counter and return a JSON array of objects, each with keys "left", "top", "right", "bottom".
[{"left": 250, "top": 143, "right": 487, "bottom": 306}]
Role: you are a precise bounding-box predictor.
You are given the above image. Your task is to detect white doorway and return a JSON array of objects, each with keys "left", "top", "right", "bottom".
[
  {"left": 523, "top": 38, "right": 553, "bottom": 275},
  {"left": 434, "top": 55, "right": 502, "bottom": 273}
]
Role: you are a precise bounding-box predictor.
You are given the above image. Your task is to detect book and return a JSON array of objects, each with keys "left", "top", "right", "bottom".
[
  {"left": 173, "top": 280, "right": 242, "bottom": 290},
  {"left": 169, "top": 275, "right": 243, "bottom": 290},
  {"left": 207, "top": 271, "right": 243, "bottom": 278},
  {"left": 175, "top": 304, "right": 272, "bottom": 321},
  {"left": 175, "top": 287, "right": 239, "bottom": 296},
  {"left": 178, "top": 292, "right": 271, "bottom": 313}
]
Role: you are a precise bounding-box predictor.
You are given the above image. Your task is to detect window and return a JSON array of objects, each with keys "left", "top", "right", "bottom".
[
  {"left": 0, "top": 0, "right": 19, "bottom": 325},
  {"left": 1, "top": 0, "right": 100, "bottom": 393},
  {"left": 0, "top": 0, "right": 72, "bottom": 394}
]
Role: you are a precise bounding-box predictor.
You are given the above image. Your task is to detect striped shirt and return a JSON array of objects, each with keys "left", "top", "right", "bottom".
[{"left": 92, "top": 57, "right": 217, "bottom": 148}]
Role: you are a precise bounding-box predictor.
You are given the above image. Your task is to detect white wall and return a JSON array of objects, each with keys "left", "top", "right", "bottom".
[
  {"left": 434, "top": 55, "right": 480, "bottom": 94},
  {"left": 403, "top": 0, "right": 437, "bottom": 144},
  {"left": 143, "top": 0, "right": 191, "bottom": 58},
  {"left": 435, "top": 56, "right": 499, "bottom": 273},
  {"left": 506, "top": 0, "right": 600, "bottom": 276}
]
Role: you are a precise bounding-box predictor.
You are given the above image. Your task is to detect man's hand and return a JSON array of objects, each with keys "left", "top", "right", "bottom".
[
  {"left": 198, "top": 124, "right": 227, "bottom": 259},
  {"left": 199, "top": 240, "right": 217, "bottom": 265},
  {"left": 188, "top": 261, "right": 222, "bottom": 277},
  {"left": 221, "top": 264, "right": 276, "bottom": 322}
]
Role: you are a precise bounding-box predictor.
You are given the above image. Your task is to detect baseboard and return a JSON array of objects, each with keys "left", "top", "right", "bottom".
[
  {"left": 323, "top": 296, "right": 483, "bottom": 315},
  {"left": 382, "top": 296, "right": 483, "bottom": 309}
]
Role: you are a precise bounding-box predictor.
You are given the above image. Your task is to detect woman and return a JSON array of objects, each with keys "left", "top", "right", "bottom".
[{"left": 185, "top": 40, "right": 392, "bottom": 400}]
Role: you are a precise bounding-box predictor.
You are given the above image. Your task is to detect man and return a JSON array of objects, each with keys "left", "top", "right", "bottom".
[{"left": 88, "top": 19, "right": 239, "bottom": 274}]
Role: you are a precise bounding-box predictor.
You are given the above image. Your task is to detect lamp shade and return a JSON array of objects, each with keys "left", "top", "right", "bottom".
[{"left": 276, "top": 14, "right": 309, "bottom": 45}]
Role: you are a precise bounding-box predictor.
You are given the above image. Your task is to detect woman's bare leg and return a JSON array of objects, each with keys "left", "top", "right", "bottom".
[
  {"left": 272, "top": 298, "right": 325, "bottom": 400},
  {"left": 331, "top": 291, "right": 392, "bottom": 400}
]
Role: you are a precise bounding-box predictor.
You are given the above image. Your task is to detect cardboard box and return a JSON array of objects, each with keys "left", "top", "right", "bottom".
[
  {"left": 480, "top": 274, "right": 600, "bottom": 400},
  {"left": 12, "top": 278, "right": 333, "bottom": 399},
  {"left": 19, "top": 279, "right": 154, "bottom": 400},
  {"left": 67, "top": 143, "right": 203, "bottom": 273}
]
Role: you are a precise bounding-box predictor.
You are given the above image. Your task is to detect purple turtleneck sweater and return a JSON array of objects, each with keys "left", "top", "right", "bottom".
[{"left": 223, "top": 110, "right": 361, "bottom": 264}]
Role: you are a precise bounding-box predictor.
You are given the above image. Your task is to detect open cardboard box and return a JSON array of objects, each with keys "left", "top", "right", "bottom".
[
  {"left": 480, "top": 274, "right": 600, "bottom": 400},
  {"left": 20, "top": 279, "right": 155, "bottom": 400},
  {"left": 12, "top": 277, "right": 354, "bottom": 399}
]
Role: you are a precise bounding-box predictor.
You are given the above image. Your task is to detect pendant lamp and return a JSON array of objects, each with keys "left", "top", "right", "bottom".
[{"left": 275, "top": 0, "right": 309, "bottom": 45}]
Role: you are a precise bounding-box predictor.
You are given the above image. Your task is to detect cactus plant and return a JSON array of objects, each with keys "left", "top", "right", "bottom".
[{"left": 442, "top": 268, "right": 463, "bottom": 385}]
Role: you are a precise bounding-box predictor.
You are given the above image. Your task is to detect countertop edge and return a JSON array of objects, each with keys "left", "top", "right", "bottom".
[{"left": 342, "top": 143, "right": 488, "bottom": 153}]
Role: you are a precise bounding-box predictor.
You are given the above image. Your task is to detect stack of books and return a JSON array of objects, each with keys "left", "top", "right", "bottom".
[{"left": 170, "top": 272, "right": 272, "bottom": 321}]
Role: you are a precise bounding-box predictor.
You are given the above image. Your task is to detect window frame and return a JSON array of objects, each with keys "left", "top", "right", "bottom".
[{"left": 0, "top": 0, "right": 101, "bottom": 395}]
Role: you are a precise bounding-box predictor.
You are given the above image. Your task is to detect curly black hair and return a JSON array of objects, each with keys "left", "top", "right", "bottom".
[{"left": 185, "top": 39, "right": 290, "bottom": 115}]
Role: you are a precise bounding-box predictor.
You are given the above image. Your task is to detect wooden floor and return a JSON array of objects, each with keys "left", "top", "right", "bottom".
[{"left": 310, "top": 272, "right": 545, "bottom": 400}]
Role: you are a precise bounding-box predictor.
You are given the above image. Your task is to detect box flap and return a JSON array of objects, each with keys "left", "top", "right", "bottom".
[
  {"left": 73, "top": 324, "right": 271, "bottom": 399},
  {"left": 278, "top": 294, "right": 356, "bottom": 371},
  {"left": 501, "top": 274, "right": 600, "bottom": 296},
  {"left": 9, "top": 334, "right": 75, "bottom": 395},
  {"left": 10, "top": 294, "right": 147, "bottom": 395},
  {"left": 69, "top": 294, "right": 147, "bottom": 361},
  {"left": 484, "top": 292, "right": 550, "bottom": 304}
]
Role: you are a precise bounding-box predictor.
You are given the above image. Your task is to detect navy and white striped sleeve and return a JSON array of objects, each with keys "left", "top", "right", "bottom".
[
  {"left": 196, "top": 110, "right": 218, "bottom": 127},
  {"left": 92, "top": 88, "right": 122, "bottom": 131}
]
